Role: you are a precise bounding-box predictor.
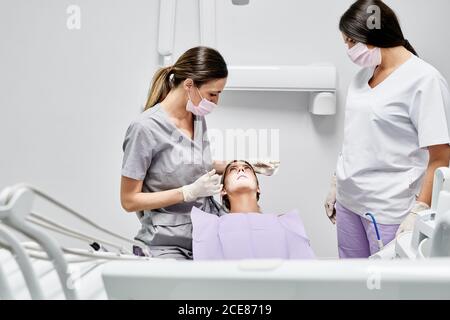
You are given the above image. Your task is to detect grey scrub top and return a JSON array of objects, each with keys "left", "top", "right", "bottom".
[{"left": 121, "top": 103, "right": 224, "bottom": 258}]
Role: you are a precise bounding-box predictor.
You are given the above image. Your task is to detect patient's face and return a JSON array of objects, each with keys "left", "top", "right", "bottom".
[{"left": 221, "top": 161, "right": 259, "bottom": 196}]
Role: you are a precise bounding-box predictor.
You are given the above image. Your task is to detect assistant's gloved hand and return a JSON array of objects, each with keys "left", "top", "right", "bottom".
[
  {"left": 324, "top": 175, "right": 337, "bottom": 224},
  {"left": 396, "top": 201, "right": 430, "bottom": 237},
  {"left": 249, "top": 160, "right": 280, "bottom": 176},
  {"left": 181, "top": 169, "right": 223, "bottom": 202}
]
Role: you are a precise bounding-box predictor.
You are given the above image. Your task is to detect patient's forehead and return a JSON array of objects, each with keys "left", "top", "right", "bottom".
[{"left": 226, "top": 161, "right": 251, "bottom": 172}]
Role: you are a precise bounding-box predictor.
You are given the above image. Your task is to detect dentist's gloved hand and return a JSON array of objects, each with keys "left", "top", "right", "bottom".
[
  {"left": 181, "top": 169, "right": 223, "bottom": 202},
  {"left": 324, "top": 175, "right": 337, "bottom": 224},
  {"left": 395, "top": 201, "right": 430, "bottom": 237},
  {"left": 249, "top": 160, "right": 280, "bottom": 176}
]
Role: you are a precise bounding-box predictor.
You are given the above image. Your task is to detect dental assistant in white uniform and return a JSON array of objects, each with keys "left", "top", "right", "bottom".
[{"left": 325, "top": 0, "right": 450, "bottom": 258}]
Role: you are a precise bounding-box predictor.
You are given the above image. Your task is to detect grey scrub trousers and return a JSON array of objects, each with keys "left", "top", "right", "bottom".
[{"left": 121, "top": 103, "right": 224, "bottom": 259}]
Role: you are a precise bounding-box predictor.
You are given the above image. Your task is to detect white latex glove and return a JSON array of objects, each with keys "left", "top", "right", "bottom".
[
  {"left": 324, "top": 175, "right": 337, "bottom": 224},
  {"left": 249, "top": 160, "right": 280, "bottom": 176},
  {"left": 181, "top": 169, "right": 223, "bottom": 202},
  {"left": 395, "top": 201, "right": 430, "bottom": 237}
]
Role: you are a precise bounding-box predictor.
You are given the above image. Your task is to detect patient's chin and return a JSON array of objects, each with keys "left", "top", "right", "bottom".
[{"left": 228, "top": 182, "right": 258, "bottom": 194}]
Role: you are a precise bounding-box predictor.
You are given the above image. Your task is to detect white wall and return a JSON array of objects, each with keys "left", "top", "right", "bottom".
[{"left": 1, "top": 0, "right": 449, "bottom": 258}]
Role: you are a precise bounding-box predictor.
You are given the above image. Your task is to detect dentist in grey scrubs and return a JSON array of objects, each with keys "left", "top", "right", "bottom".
[{"left": 120, "top": 47, "right": 229, "bottom": 259}]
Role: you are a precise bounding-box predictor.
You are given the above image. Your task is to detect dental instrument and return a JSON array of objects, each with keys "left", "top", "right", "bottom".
[
  {"left": 373, "top": 167, "right": 450, "bottom": 259},
  {"left": 0, "top": 224, "right": 45, "bottom": 299},
  {"left": 365, "top": 212, "right": 384, "bottom": 250},
  {"left": 0, "top": 184, "right": 150, "bottom": 256}
]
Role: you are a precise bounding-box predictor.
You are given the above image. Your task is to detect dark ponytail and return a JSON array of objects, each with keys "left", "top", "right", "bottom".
[
  {"left": 403, "top": 39, "right": 417, "bottom": 56},
  {"left": 339, "top": 0, "right": 418, "bottom": 56},
  {"left": 145, "top": 46, "right": 228, "bottom": 111}
]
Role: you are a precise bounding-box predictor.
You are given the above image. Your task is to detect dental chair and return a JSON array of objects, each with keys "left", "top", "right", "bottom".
[
  {"left": 371, "top": 167, "right": 450, "bottom": 260},
  {"left": 0, "top": 183, "right": 151, "bottom": 300},
  {"left": 2, "top": 173, "right": 450, "bottom": 300}
]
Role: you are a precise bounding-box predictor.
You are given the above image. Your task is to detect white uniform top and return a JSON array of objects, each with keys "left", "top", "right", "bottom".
[{"left": 336, "top": 54, "right": 450, "bottom": 224}]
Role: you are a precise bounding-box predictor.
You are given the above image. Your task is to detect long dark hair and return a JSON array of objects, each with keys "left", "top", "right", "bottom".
[
  {"left": 145, "top": 46, "right": 228, "bottom": 110},
  {"left": 339, "top": 0, "right": 418, "bottom": 56}
]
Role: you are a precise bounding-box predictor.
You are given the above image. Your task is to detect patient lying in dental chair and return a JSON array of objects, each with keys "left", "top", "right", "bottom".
[{"left": 191, "top": 160, "right": 315, "bottom": 260}]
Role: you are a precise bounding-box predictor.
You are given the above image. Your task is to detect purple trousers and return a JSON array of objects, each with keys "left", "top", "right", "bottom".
[{"left": 336, "top": 202, "right": 399, "bottom": 258}]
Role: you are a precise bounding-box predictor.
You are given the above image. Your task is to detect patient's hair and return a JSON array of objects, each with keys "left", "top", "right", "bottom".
[{"left": 221, "top": 160, "right": 260, "bottom": 211}]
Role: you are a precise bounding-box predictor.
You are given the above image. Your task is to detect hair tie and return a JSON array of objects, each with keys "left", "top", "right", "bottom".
[{"left": 167, "top": 66, "right": 175, "bottom": 82}]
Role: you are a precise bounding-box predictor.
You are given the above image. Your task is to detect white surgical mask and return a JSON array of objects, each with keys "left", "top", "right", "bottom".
[
  {"left": 347, "top": 42, "right": 382, "bottom": 68},
  {"left": 186, "top": 87, "right": 217, "bottom": 116}
]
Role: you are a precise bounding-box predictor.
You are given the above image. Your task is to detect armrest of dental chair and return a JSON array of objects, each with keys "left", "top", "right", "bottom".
[{"left": 430, "top": 209, "right": 450, "bottom": 257}]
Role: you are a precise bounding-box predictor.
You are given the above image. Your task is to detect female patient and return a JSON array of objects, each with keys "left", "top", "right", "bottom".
[{"left": 191, "top": 160, "right": 315, "bottom": 260}]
